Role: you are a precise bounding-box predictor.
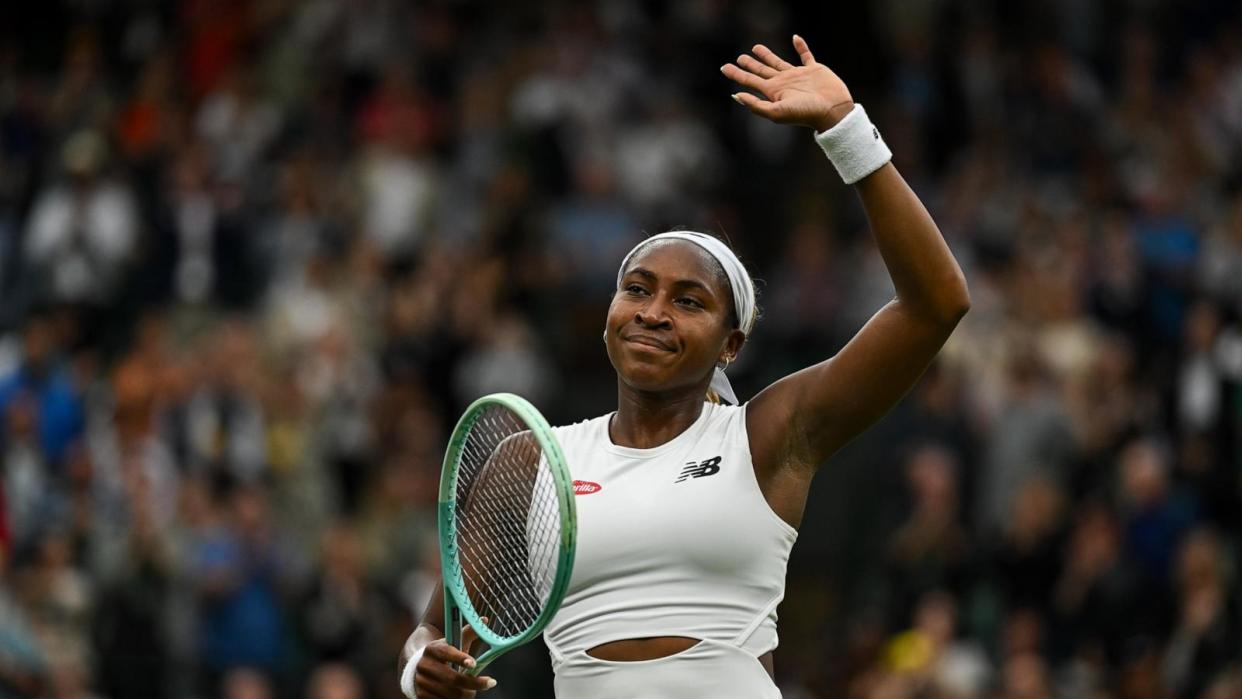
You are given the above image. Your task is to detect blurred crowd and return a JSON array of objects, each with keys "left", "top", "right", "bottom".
[{"left": 0, "top": 0, "right": 1241, "bottom": 698}]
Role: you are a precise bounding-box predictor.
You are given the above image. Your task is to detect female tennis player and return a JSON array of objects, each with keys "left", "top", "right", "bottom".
[{"left": 400, "top": 34, "right": 970, "bottom": 698}]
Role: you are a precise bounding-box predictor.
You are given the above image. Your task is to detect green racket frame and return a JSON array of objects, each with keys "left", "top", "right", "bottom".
[{"left": 438, "top": 392, "right": 577, "bottom": 675}]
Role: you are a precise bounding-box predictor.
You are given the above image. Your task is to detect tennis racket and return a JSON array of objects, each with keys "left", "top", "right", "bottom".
[{"left": 438, "top": 392, "right": 577, "bottom": 675}]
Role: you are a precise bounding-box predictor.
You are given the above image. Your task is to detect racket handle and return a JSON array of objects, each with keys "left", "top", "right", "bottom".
[{"left": 444, "top": 598, "right": 462, "bottom": 652}]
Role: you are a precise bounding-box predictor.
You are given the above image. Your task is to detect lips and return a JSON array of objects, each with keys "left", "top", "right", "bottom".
[{"left": 622, "top": 333, "right": 674, "bottom": 351}]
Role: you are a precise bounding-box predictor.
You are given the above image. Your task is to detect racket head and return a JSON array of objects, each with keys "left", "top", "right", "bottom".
[{"left": 438, "top": 392, "right": 576, "bottom": 672}]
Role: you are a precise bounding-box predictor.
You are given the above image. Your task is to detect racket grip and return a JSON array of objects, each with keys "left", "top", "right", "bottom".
[{"left": 444, "top": 599, "right": 462, "bottom": 651}]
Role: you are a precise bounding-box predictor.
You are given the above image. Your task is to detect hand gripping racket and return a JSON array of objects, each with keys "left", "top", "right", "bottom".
[{"left": 439, "top": 393, "right": 577, "bottom": 674}]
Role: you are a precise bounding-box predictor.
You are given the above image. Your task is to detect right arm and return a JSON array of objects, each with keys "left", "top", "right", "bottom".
[{"left": 399, "top": 582, "right": 496, "bottom": 699}]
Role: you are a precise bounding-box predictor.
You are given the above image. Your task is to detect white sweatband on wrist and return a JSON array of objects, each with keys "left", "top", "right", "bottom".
[
  {"left": 813, "top": 103, "right": 892, "bottom": 185},
  {"left": 400, "top": 648, "right": 424, "bottom": 699}
]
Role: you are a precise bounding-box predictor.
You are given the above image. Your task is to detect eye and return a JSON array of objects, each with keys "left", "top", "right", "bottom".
[
  {"left": 624, "top": 284, "right": 648, "bottom": 296},
  {"left": 676, "top": 297, "right": 704, "bottom": 309}
]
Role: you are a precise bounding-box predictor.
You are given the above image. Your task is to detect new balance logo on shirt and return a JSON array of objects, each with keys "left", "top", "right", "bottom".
[{"left": 675, "top": 456, "right": 721, "bottom": 483}]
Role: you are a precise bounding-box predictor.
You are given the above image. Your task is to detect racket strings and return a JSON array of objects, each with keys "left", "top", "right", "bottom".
[{"left": 455, "top": 405, "right": 564, "bottom": 641}]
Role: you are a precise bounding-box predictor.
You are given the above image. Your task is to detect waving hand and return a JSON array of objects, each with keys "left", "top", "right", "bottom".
[{"left": 721, "top": 35, "right": 855, "bottom": 132}]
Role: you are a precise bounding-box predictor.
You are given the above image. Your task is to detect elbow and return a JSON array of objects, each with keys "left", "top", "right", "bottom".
[
  {"left": 931, "top": 278, "right": 972, "bottom": 328},
  {"left": 949, "top": 287, "right": 972, "bottom": 323},
  {"left": 897, "top": 272, "right": 972, "bottom": 327},
  {"left": 929, "top": 284, "right": 963, "bottom": 330}
]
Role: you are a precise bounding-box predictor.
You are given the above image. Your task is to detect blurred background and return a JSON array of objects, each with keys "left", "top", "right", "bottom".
[{"left": 0, "top": 0, "right": 1241, "bottom": 698}]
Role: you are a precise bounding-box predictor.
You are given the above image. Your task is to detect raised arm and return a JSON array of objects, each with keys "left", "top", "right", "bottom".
[{"left": 723, "top": 36, "right": 971, "bottom": 473}]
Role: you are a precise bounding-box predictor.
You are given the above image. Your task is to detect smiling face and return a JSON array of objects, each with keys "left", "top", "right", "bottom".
[{"left": 606, "top": 240, "right": 746, "bottom": 395}]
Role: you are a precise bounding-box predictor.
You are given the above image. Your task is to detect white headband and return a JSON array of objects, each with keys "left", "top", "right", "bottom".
[{"left": 615, "top": 231, "right": 756, "bottom": 405}]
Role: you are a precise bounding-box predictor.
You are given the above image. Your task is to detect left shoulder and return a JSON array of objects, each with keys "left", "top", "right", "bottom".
[
  {"left": 701, "top": 400, "right": 749, "bottom": 432},
  {"left": 742, "top": 379, "right": 805, "bottom": 478},
  {"left": 704, "top": 401, "right": 769, "bottom": 461}
]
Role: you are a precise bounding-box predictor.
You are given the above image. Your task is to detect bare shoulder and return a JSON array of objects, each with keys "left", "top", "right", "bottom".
[
  {"left": 743, "top": 386, "right": 816, "bottom": 530},
  {"left": 745, "top": 371, "right": 813, "bottom": 475}
]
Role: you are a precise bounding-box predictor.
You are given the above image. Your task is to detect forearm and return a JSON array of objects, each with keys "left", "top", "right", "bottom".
[
  {"left": 400, "top": 623, "right": 444, "bottom": 670},
  {"left": 402, "top": 580, "right": 447, "bottom": 670},
  {"left": 721, "top": 34, "right": 968, "bottom": 323},
  {"left": 854, "top": 163, "right": 970, "bottom": 324}
]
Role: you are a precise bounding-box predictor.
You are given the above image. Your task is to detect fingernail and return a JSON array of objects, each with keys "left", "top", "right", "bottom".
[
  {"left": 484, "top": 678, "right": 498, "bottom": 690},
  {"left": 464, "top": 657, "right": 476, "bottom": 668},
  {"left": 719, "top": 65, "right": 728, "bottom": 73},
  {"left": 732, "top": 94, "right": 743, "bottom": 104}
]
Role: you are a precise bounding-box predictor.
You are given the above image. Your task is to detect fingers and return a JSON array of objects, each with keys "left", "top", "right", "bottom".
[
  {"left": 423, "top": 661, "right": 496, "bottom": 693},
  {"left": 417, "top": 673, "right": 483, "bottom": 699},
  {"left": 416, "top": 675, "right": 476, "bottom": 699},
  {"left": 418, "top": 642, "right": 497, "bottom": 697},
  {"left": 751, "top": 43, "right": 795, "bottom": 71},
  {"left": 462, "top": 616, "right": 489, "bottom": 655},
  {"left": 720, "top": 63, "right": 767, "bottom": 92},
  {"left": 731, "top": 92, "right": 782, "bottom": 121},
  {"left": 792, "top": 34, "right": 816, "bottom": 65},
  {"left": 424, "top": 639, "right": 476, "bottom": 670},
  {"left": 737, "top": 54, "right": 777, "bottom": 79}
]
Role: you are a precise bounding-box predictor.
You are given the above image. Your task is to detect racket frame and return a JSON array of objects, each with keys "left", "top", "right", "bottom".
[{"left": 438, "top": 392, "right": 576, "bottom": 675}]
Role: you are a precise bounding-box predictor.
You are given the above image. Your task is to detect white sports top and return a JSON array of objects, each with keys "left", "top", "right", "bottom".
[{"left": 542, "top": 402, "right": 799, "bottom": 662}]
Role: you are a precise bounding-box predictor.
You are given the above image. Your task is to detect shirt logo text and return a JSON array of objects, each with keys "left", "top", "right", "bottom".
[{"left": 675, "top": 456, "right": 722, "bottom": 483}]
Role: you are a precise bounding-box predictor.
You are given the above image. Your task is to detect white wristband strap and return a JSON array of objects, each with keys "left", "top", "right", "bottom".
[
  {"left": 400, "top": 647, "right": 424, "bottom": 699},
  {"left": 813, "top": 103, "right": 892, "bottom": 185}
]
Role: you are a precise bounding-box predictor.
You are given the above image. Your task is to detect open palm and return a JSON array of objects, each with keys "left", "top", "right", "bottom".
[{"left": 721, "top": 35, "right": 854, "bottom": 132}]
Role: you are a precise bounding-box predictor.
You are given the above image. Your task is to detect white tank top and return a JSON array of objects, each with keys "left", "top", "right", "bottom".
[{"left": 542, "top": 402, "right": 798, "bottom": 662}]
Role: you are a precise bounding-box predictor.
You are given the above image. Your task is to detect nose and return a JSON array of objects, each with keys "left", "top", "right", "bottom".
[{"left": 635, "top": 295, "right": 672, "bottom": 328}]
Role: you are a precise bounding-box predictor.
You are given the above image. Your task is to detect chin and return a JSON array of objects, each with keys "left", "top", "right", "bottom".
[
  {"left": 618, "top": 362, "right": 709, "bottom": 397},
  {"left": 617, "top": 364, "right": 671, "bottom": 391}
]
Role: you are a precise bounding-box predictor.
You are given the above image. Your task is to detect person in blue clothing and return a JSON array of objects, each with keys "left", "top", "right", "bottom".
[
  {"left": 194, "top": 485, "right": 288, "bottom": 693},
  {"left": 0, "top": 312, "right": 85, "bottom": 471}
]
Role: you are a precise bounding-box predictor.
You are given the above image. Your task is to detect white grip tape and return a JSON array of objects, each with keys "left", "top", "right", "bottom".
[
  {"left": 813, "top": 103, "right": 892, "bottom": 185},
  {"left": 400, "top": 647, "right": 425, "bottom": 699}
]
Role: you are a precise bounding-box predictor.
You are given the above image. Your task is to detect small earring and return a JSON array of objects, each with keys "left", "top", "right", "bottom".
[{"left": 603, "top": 330, "right": 608, "bottom": 342}]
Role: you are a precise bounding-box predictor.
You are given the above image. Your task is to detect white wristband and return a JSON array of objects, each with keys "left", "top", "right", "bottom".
[
  {"left": 400, "top": 647, "right": 424, "bottom": 699},
  {"left": 813, "top": 103, "right": 892, "bottom": 185}
]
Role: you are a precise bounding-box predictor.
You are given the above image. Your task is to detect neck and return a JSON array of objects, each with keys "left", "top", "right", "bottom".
[{"left": 610, "top": 380, "right": 709, "bottom": 449}]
